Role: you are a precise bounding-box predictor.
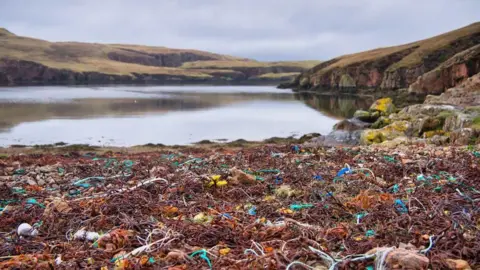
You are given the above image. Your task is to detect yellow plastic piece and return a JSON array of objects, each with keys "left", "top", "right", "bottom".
[
  {"left": 216, "top": 180, "right": 228, "bottom": 187},
  {"left": 219, "top": 247, "right": 231, "bottom": 256}
]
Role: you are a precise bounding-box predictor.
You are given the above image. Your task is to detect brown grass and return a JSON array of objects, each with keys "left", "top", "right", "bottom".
[
  {"left": 254, "top": 72, "right": 300, "bottom": 79},
  {"left": 181, "top": 60, "right": 321, "bottom": 69},
  {"left": 0, "top": 29, "right": 319, "bottom": 78},
  {"left": 316, "top": 22, "right": 480, "bottom": 73}
]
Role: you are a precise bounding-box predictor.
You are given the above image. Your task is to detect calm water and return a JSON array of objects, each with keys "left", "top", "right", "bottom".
[{"left": 0, "top": 86, "right": 371, "bottom": 147}]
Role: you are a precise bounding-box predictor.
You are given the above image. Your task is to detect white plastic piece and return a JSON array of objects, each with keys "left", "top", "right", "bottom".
[
  {"left": 73, "top": 229, "right": 100, "bottom": 241},
  {"left": 17, "top": 223, "right": 39, "bottom": 237},
  {"left": 55, "top": 256, "right": 63, "bottom": 265}
]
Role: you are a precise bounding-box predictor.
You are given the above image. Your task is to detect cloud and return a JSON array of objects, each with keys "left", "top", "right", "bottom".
[{"left": 0, "top": 0, "right": 478, "bottom": 61}]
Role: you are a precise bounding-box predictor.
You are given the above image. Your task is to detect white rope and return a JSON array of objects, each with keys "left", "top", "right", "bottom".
[{"left": 71, "top": 177, "right": 168, "bottom": 201}]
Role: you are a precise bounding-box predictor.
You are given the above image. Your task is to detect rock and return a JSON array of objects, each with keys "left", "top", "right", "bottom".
[
  {"left": 399, "top": 104, "right": 457, "bottom": 117},
  {"left": 361, "top": 129, "right": 386, "bottom": 144},
  {"left": 333, "top": 119, "right": 371, "bottom": 131},
  {"left": 39, "top": 165, "right": 55, "bottom": 173},
  {"left": 450, "top": 128, "right": 479, "bottom": 145},
  {"left": 428, "top": 135, "right": 449, "bottom": 146},
  {"left": 26, "top": 178, "right": 37, "bottom": 186},
  {"left": 409, "top": 44, "right": 480, "bottom": 96},
  {"left": 0, "top": 176, "right": 11, "bottom": 182},
  {"left": 322, "top": 130, "right": 363, "bottom": 146},
  {"left": 339, "top": 74, "right": 356, "bottom": 88},
  {"left": 446, "top": 259, "right": 472, "bottom": 270},
  {"left": 37, "top": 179, "right": 46, "bottom": 186},
  {"left": 228, "top": 168, "right": 256, "bottom": 185},
  {"left": 420, "top": 117, "right": 443, "bottom": 133},
  {"left": 371, "top": 116, "right": 392, "bottom": 129},
  {"left": 424, "top": 66, "right": 480, "bottom": 106},
  {"left": 361, "top": 121, "right": 410, "bottom": 144},
  {"left": 354, "top": 110, "right": 379, "bottom": 123},
  {"left": 443, "top": 112, "right": 473, "bottom": 132},
  {"left": 297, "top": 133, "right": 321, "bottom": 143},
  {"left": 44, "top": 199, "right": 72, "bottom": 217},
  {"left": 366, "top": 247, "right": 429, "bottom": 270},
  {"left": 369, "top": 98, "right": 396, "bottom": 116},
  {"left": 380, "top": 136, "right": 410, "bottom": 148}
]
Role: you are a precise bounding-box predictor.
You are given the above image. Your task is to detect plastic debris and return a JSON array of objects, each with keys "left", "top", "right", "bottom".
[
  {"left": 1, "top": 143, "right": 479, "bottom": 268},
  {"left": 193, "top": 212, "right": 213, "bottom": 224},
  {"left": 336, "top": 167, "right": 352, "bottom": 177},
  {"left": 248, "top": 206, "right": 257, "bottom": 216},
  {"left": 394, "top": 199, "right": 408, "bottom": 214},
  {"left": 74, "top": 229, "right": 100, "bottom": 241},
  {"left": 289, "top": 203, "right": 314, "bottom": 211},
  {"left": 25, "top": 198, "right": 45, "bottom": 208},
  {"left": 190, "top": 249, "right": 212, "bottom": 269},
  {"left": 17, "top": 223, "right": 39, "bottom": 237},
  {"left": 13, "top": 168, "right": 26, "bottom": 175}
]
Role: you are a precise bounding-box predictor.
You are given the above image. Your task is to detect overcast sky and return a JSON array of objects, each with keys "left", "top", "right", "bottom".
[{"left": 1, "top": 0, "right": 479, "bottom": 61}]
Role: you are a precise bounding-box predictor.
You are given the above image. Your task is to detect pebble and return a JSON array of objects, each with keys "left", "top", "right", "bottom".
[{"left": 26, "top": 178, "right": 37, "bottom": 186}]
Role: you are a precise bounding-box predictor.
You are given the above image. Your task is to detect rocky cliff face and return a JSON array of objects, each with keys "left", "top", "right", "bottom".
[
  {"left": 408, "top": 44, "right": 480, "bottom": 95},
  {"left": 285, "top": 22, "right": 480, "bottom": 96},
  {"left": 0, "top": 28, "right": 317, "bottom": 85},
  {"left": 107, "top": 49, "right": 219, "bottom": 67},
  {"left": 425, "top": 72, "right": 480, "bottom": 106},
  {"left": 0, "top": 59, "right": 208, "bottom": 85}
]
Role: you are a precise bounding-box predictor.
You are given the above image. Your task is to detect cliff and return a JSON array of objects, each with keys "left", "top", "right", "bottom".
[
  {"left": 283, "top": 22, "right": 480, "bottom": 95},
  {"left": 0, "top": 28, "right": 319, "bottom": 85}
]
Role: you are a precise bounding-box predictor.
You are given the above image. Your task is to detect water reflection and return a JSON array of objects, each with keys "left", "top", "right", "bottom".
[
  {"left": 0, "top": 93, "right": 294, "bottom": 131},
  {"left": 294, "top": 93, "right": 373, "bottom": 118},
  {"left": 0, "top": 86, "right": 374, "bottom": 146}
]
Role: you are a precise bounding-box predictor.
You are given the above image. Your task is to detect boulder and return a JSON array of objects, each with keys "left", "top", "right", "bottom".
[
  {"left": 304, "top": 130, "right": 363, "bottom": 147},
  {"left": 446, "top": 259, "right": 472, "bottom": 270},
  {"left": 353, "top": 110, "right": 380, "bottom": 123},
  {"left": 360, "top": 121, "right": 410, "bottom": 144},
  {"left": 450, "top": 128, "right": 479, "bottom": 145},
  {"left": 228, "top": 168, "right": 256, "bottom": 185},
  {"left": 334, "top": 119, "right": 371, "bottom": 131},
  {"left": 371, "top": 116, "right": 392, "bottom": 129},
  {"left": 366, "top": 247, "right": 429, "bottom": 270},
  {"left": 369, "top": 97, "right": 396, "bottom": 116},
  {"left": 399, "top": 104, "right": 457, "bottom": 117},
  {"left": 428, "top": 135, "right": 450, "bottom": 145}
]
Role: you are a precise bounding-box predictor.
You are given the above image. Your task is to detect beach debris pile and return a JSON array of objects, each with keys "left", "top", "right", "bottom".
[{"left": 0, "top": 143, "right": 479, "bottom": 269}]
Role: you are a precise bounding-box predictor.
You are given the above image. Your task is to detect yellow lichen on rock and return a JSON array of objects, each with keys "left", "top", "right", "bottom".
[
  {"left": 423, "top": 130, "right": 446, "bottom": 138},
  {"left": 361, "top": 129, "right": 386, "bottom": 144},
  {"left": 369, "top": 97, "right": 396, "bottom": 115},
  {"left": 361, "top": 121, "right": 410, "bottom": 144},
  {"left": 386, "top": 120, "right": 409, "bottom": 132}
]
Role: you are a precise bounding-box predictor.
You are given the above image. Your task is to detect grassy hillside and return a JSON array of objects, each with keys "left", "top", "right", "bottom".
[
  {"left": 318, "top": 22, "right": 480, "bottom": 73},
  {"left": 0, "top": 28, "right": 319, "bottom": 84},
  {"left": 287, "top": 22, "right": 480, "bottom": 91},
  {"left": 181, "top": 60, "right": 321, "bottom": 69}
]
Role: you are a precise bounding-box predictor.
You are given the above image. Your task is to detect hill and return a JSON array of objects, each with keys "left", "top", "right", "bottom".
[
  {"left": 282, "top": 22, "right": 480, "bottom": 96},
  {"left": 0, "top": 28, "right": 320, "bottom": 85}
]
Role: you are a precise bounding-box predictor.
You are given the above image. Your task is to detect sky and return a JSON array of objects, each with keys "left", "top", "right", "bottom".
[{"left": 1, "top": 0, "right": 479, "bottom": 61}]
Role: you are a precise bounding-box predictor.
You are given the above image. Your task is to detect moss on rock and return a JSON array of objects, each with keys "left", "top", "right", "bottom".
[
  {"left": 361, "top": 130, "right": 386, "bottom": 144},
  {"left": 354, "top": 110, "right": 380, "bottom": 123},
  {"left": 371, "top": 116, "right": 392, "bottom": 129},
  {"left": 339, "top": 74, "right": 356, "bottom": 88},
  {"left": 423, "top": 130, "right": 446, "bottom": 138}
]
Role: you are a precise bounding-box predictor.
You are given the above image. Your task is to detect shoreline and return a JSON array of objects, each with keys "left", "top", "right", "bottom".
[{"left": 0, "top": 139, "right": 478, "bottom": 269}]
